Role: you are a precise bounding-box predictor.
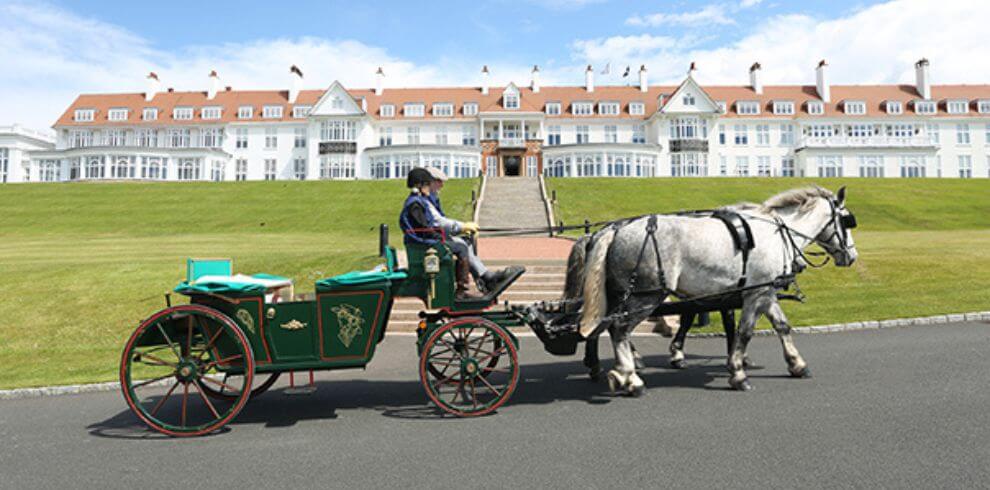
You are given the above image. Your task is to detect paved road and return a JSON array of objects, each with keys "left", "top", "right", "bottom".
[{"left": 2, "top": 322, "right": 989, "bottom": 489}]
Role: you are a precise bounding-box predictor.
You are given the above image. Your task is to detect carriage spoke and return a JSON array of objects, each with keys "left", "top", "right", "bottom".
[
  {"left": 181, "top": 383, "right": 189, "bottom": 427},
  {"left": 480, "top": 367, "right": 509, "bottom": 374},
  {"left": 192, "top": 381, "right": 221, "bottom": 419},
  {"left": 185, "top": 317, "right": 194, "bottom": 356},
  {"left": 135, "top": 352, "right": 178, "bottom": 368},
  {"left": 202, "top": 354, "right": 244, "bottom": 372},
  {"left": 475, "top": 346, "right": 507, "bottom": 364},
  {"left": 470, "top": 379, "right": 478, "bottom": 409},
  {"left": 476, "top": 374, "right": 503, "bottom": 398},
  {"left": 155, "top": 323, "right": 182, "bottom": 360},
  {"left": 200, "top": 375, "right": 242, "bottom": 394},
  {"left": 150, "top": 381, "right": 180, "bottom": 417},
  {"left": 131, "top": 373, "right": 174, "bottom": 390},
  {"left": 197, "top": 322, "right": 226, "bottom": 361}
]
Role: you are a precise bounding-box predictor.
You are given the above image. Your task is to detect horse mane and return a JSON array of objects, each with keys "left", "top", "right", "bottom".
[{"left": 760, "top": 186, "right": 834, "bottom": 214}]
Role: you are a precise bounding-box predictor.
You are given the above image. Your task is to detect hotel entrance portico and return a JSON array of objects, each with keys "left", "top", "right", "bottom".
[{"left": 480, "top": 115, "right": 543, "bottom": 177}]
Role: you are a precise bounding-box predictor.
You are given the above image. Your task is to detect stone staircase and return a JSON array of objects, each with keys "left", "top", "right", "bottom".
[{"left": 477, "top": 176, "right": 550, "bottom": 229}]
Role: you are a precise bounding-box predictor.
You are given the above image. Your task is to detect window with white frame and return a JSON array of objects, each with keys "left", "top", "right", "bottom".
[
  {"left": 235, "top": 128, "right": 248, "bottom": 149},
  {"left": 177, "top": 158, "right": 201, "bottom": 181},
  {"left": 956, "top": 123, "right": 971, "bottom": 145},
  {"left": 735, "top": 156, "right": 750, "bottom": 176},
  {"left": 108, "top": 108, "right": 129, "bottom": 121},
  {"left": 817, "top": 155, "right": 843, "bottom": 177},
  {"left": 433, "top": 103, "right": 454, "bottom": 117},
  {"left": 319, "top": 120, "right": 356, "bottom": 141},
  {"left": 733, "top": 124, "right": 748, "bottom": 145},
  {"left": 294, "top": 127, "right": 306, "bottom": 148},
  {"left": 573, "top": 102, "right": 593, "bottom": 116},
  {"left": 202, "top": 128, "right": 223, "bottom": 147},
  {"left": 958, "top": 155, "right": 972, "bottom": 178},
  {"left": 463, "top": 102, "right": 478, "bottom": 116},
  {"left": 380, "top": 104, "right": 395, "bottom": 118},
  {"left": 807, "top": 101, "right": 824, "bottom": 115},
  {"left": 848, "top": 123, "right": 874, "bottom": 139},
  {"left": 202, "top": 106, "right": 222, "bottom": 120},
  {"left": 887, "top": 123, "right": 914, "bottom": 140},
  {"left": 604, "top": 125, "right": 617, "bottom": 143},
  {"left": 886, "top": 101, "right": 903, "bottom": 115},
  {"left": 237, "top": 106, "right": 253, "bottom": 119},
  {"left": 671, "top": 153, "right": 708, "bottom": 177},
  {"left": 526, "top": 155, "right": 537, "bottom": 177},
  {"left": 927, "top": 123, "right": 940, "bottom": 144},
  {"left": 70, "top": 130, "right": 93, "bottom": 148},
  {"left": 859, "top": 155, "right": 884, "bottom": 177},
  {"left": 264, "top": 159, "right": 277, "bottom": 180},
  {"left": 718, "top": 125, "right": 726, "bottom": 145},
  {"left": 109, "top": 157, "right": 135, "bottom": 179},
  {"left": 947, "top": 100, "right": 969, "bottom": 114},
  {"left": 757, "top": 156, "right": 771, "bottom": 176},
  {"left": 900, "top": 155, "right": 926, "bottom": 177},
  {"left": 632, "top": 125, "right": 645, "bottom": 144},
  {"left": 320, "top": 154, "right": 356, "bottom": 179},
  {"left": 629, "top": 102, "right": 645, "bottom": 116},
  {"left": 671, "top": 117, "right": 707, "bottom": 140},
  {"left": 106, "top": 129, "right": 126, "bottom": 146},
  {"left": 779, "top": 124, "right": 795, "bottom": 145},
  {"left": 545, "top": 102, "right": 561, "bottom": 115},
  {"left": 599, "top": 102, "right": 620, "bottom": 116},
  {"left": 0, "top": 148, "right": 8, "bottom": 183},
  {"left": 844, "top": 101, "right": 866, "bottom": 115},
  {"left": 136, "top": 128, "right": 157, "bottom": 147},
  {"left": 169, "top": 128, "right": 191, "bottom": 148},
  {"left": 486, "top": 156, "right": 498, "bottom": 177},
  {"left": 235, "top": 159, "right": 247, "bottom": 181},
  {"left": 74, "top": 109, "right": 95, "bottom": 122},
  {"left": 978, "top": 100, "right": 990, "bottom": 114},
  {"left": 773, "top": 101, "right": 795, "bottom": 115},
  {"left": 211, "top": 161, "right": 225, "bottom": 182},
  {"left": 85, "top": 156, "right": 104, "bottom": 179},
  {"left": 407, "top": 126, "right": 420, "bottom": 144},
  {"left": 807, "top": 124, "right": 835, "bottom": 139},
  {"left": 294, "top": 157, "right": 307, "bottom": 180},
  {"left": 435, "top": 126, "right": 448, "bottom": 145},
  {"left": 914, "top": 100, "right": 936, "bottom": 115},
  {"left": 173, "top": 107, "right": 193, "bottom": 120},
  {"left": 38, "top": 160, "right": 59, "bottom": 182},
  {"left": 719, "top": 155, "right": 728, "bottom": 176},
  {"left": 504, "top": 93, "right": 519, "bottom": 110},
  {"left": 736, "top": 101, "right": 759, "bottom": 115},
  {"left": 576, "top": 125, "right": 590, "bottom": 144},
  {"left": 330, "top": 97, "right": 344, "bottom": 110},
  {"left": 462, "top": 126, "right": 476, "bottom": 146},
  {"left": 781, "top": 156, "right": 795, "bottom": 177},
  {"left": 379, "top": 127, "right": 393, "bottom": 146},
  {"left": 143, "top": 108, "right": 158, "bottom": 121},
  {"left": 292, "top": 105, "right": 311, "bottom": 118},
  {"left": 404, "top": 103, "right": 425, "bottom": 117},
  {"left": 547, "top": 125, "right": 561, "bottom": 146},
  {"left": 755, "top": 124, "right": 770, "bottom": 146},
  {"left": 262, "top": 105, "right": 283, "bottom": 119},
  {"left": 682, "top": 94, "right": 696, "bottom": 106},
  {"left": 265, "top": 127, "right": 278, "bottom": 149}
]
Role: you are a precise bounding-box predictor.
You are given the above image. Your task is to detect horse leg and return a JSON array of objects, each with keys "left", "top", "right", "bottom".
[
  {"left": 669, "top": 312, "right": 694, "bottom": 369},
  {"left": 720, "top": 309, "right": 750, "bottom": 367},
  {"left": 728, "top": 301, "right": 760, "bottom": 391},
  {"left": 766, "top": 300, "right": 810, "bottom": 378},
  {"left": 631, "top": 341, "right": 646, "bottom": 370},
  {"left": 583, "top": 333, "right": 602, "bottom": 380},
  {"left": 606, "top": 325, "right": 645, "bottom": 397}
]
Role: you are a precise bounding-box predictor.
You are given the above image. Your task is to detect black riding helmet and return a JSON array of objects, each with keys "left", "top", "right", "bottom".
[{"left": 406, "top": 167, "right": 434, "bottom": 189}]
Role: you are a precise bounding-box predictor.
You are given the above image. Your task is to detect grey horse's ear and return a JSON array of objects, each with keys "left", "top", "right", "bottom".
[{"left": 837, "top": 186, "right": 847, "bottom": 205}]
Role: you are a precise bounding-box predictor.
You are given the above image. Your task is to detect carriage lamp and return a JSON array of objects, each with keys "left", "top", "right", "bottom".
[{"left": 424, "top": 248, "right": 440, "bottom": 308}]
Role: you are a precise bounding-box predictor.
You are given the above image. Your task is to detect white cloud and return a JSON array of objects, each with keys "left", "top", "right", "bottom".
[
  {"left": 739, "top": 0, "right": 763, "bottom": 8},
  {"left": 580, "top": 0, "right": 990, "bottom": 87},
  {"left": 626, "top": 5, "right": 734, "bottom": 27}
]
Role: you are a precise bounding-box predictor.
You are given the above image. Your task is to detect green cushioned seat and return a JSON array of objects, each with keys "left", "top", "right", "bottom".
[
  {"left": 175, "top": 280, "right": 267, "bottom": 296},
  {"left": 315, "top": 269, "right": 407, "bottom": 291}
]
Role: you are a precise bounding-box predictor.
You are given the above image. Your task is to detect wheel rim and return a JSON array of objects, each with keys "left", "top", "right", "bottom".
[
  {"left": 120, "top": 305, "right": 254, "bottom": 436},
  {"left": 419, "top": 318, "right": 519, "bottom": 417},
  {"left": 198, "top": 372, "right": 281, "bottom": 401}
]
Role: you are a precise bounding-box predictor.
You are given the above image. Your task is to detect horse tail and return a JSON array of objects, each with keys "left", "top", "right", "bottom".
[
  {"left": 563, "top": 234, "right": 592, "bottom": 300},
  {"left": 579, "top": 227, "right": 617, "bottom": 337}
]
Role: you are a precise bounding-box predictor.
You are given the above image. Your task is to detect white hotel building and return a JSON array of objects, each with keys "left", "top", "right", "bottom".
[{"left": 5, "top": 59, "right": 990, "bottom": 183}]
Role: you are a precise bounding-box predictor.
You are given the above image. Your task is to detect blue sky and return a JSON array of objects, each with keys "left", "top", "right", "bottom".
[{"left": 2, "top": 0, "right": 989, "bottom": 129}]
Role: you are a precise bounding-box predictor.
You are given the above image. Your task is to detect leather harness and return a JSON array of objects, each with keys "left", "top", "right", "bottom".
[{"left": 711, "top": 209, "right": 756, "bottom": 287}]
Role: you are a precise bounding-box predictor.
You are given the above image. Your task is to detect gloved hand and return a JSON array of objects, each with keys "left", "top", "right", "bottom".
[{"left": 461, "top": 221, "right": 480, "bottom": 235}]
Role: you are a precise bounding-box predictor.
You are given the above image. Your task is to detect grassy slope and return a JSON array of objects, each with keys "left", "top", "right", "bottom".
[
  {"left": 548, "top": 178, "right": 990, "bottom": 330},
  {"left": 0, "top": 180, "right": 475, "bottom": 389}
]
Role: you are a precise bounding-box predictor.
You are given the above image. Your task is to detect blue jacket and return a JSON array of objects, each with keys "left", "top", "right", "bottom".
[{"left": 399, "top": 193, "right": 441, "bottom": 245}]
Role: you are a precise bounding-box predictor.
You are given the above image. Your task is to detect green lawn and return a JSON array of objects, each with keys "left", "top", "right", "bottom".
[
  {"left": 0, "top": 180, "right": 477, "bottom": 389},
  {"left": 548, "top": 177, "right": 990, "bottom": 331}
]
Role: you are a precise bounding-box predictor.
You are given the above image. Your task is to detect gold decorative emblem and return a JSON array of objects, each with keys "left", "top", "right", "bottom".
[
  {"left": 280, "top": 319, "right": 307, "bottom": 331},
  {"left": 332, "top": 304, "right": 365, "bottom": 348},
  {"left": 235, "top": 309, "right": 255, "bottom": 335}
]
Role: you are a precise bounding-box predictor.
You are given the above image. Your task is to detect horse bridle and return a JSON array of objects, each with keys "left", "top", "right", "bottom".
[{"left": 742, "top": 198, "right": 857, "bottom": 270}]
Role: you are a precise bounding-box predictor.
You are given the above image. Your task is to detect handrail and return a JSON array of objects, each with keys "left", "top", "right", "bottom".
[
  {"left": 472, "top": 172, "right": 487, "bottom": 224},
  {"left": 538, "top": 174, "right": 556, "bottom": 237}
]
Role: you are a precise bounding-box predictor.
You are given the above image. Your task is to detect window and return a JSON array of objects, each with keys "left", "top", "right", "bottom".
[
  {"left": 380, "top": 104, "right": 395, "bottom": 117},
  {"left": 1, "top": 149, "right": 8, "bottom": 183},
  {"left": 716, "top": 101, "right": 727, "bottom": 113},
  {"left": 900, "top": 155, "right": 926, "bottom": 177},
  {"left": 807, "top": 101, "right": 824, "bottom": 115},
  {"left": 264, "top": 159, "right": 277, "bottom": 180},
  {"left": 807, "top": 124, "right": 835, "bottom": 139},
  {"left": 106, "top": 129, "right": 126, "bottom": 146},
  {"left": 379, "top": 127, "right": 393, "bottom": 146},
  {"left": 718, "top": 125, "right": 726, "bottom": 145},
  {"left": 733, "top": 124, "right": 748, "bottom": 145},
  {"left": 320, "top": 120, "right": 356, "bottom": 141},
  {"left": 74, "top": 109, "right": 95, "bottom": 122},
  {"left": 848, "top": 123, "right": 874, "bottom": 139},
  {"left": 110, "top": 157, "right": 136, "bottom": 179},
  {"left": 603, "top": 125, "right": 617, "bottom": 143},
  {"left": 547, "top": 125, "right": 561, "bottom": 146},
  {"left": 947, "top": 100, "right": 969, "bottom": 114},
  {"left": 623, "top": 102, "right": 643, "bottom": 116},
  {"left": 235, "top": 128, "right": 248, "bottom": 149},
  {"left": 265, "top": 128, "right": 278, "bottom": 149},
  {"left": 576, "top": 125, "right": 589, "bottom": 144},
  {"left": 671, "top": 117, "right": 707, "bottom": 140},
  {"left": 138, "top": 156, "right": 164, "bottom": 180},
  {"left": 486, "top": 156, "right": 498, "bottom": 177},
  {"left": 817, "top": 155, "right": 843, "bottom": 177},
  {"left": 463, "top": 103, "right": 478, "bottom": 116},
  {"left": 773, "top": 101, "right": 795, "bottom": 115},
  {"left": 294, "top": 158, "right": 307, "bottom": 180},
  {"left": 202, "top": 106, "right": 221, "bottom": 120},
  {"left": 433, "top": 103, "right": 454, "bottom": 117},
  {"left": 85, "top": 156, "right": 104, "bottom": 179},
  {"left": 526, "top": 156, "right": 537, "bottom": 177},
  {"left": 136, "top": 129, "right": 157, "bottom": 147},
  {"left": 671, "top": 153, "right": 708, "bottom": 177},
  {"left": 632, "top": 125, "right": 646, "bottom": 144},
  {"left": 173, "top": 107, "right": 193, "bottom": 120},
  {"left": 320, "top": 154, "right": 356, "bottom": 179},
  {"left": 781, "top": 157, "right": 795, "bottom": 177},
  {"left": 405, "top": 103, "right": 425, "bottom": 117},
  {"left": 573, "top": 102, "right": 593, "bottom": 116},
  {"left": 169, "top": 128, "right": 191, "bottom": 148},
  {"left": 235, "top": 159, "right": 247, "bottom": 181},
  {"left": 735, "top": 156, "right": 750, "bottom": 176},
  {"left": 682, "top": 94, "right": 696, "bottom": 106},
  {"left": 599, "top": 102, "right": 620, "bottom": 116},
  {"left": 986, "top": 123, "right": 990, "bottom": 144},
  {"left": 755, "top": 124, "right": 770, "bottom": 146},
  {"left": 887, "top": 123, "right": 914, "bottom": 141},
  {"left": 462, "top": 126, "right": 476, "bottom": 146},
  {"left": 108, "top": 108, "right": 129, "bottom": 121},
  {"left": 844, "top": 101, "right": 866, "bottom": 115},
  {"left": 238, "top": 106, "right": 253, "bottom": 119},
  {"left": 504, "top": 93, "right": 519, "bottom": 110},
  {"left": 958, "top": 155, "right": 972, "bottom": 178},
  {"left": 956, "top": 123, "right": 971, "bottom": 145},
  {"left": 201, "top": 128, "right": 223, "bottom": 147},
  {"left": 407, "top": 126, "right": 420, "bottom": 144},
  {"left": 142, "top": 108, "right": 158, "bottom": 121},
  {"left": 978, "top": 100, "right": 990, "bottom": 114},
  {"left": 70, "top": 130, "right": 93, "bottom": 148},
  {"left": 177, "top": 158, "right": 201, "bottom": 181},
  {"left": 719, "top": 155, "right": 727, "bottom": 176},
  {"left": 294, "top": 127, "right": 307, "bottom": 148},
  {"left": 779, "top": 124, "right": 795, "bottom": 145},
  {"left": 211, "top": 161, "right": 225, "bottom": 182},
  {"left": 330, "top": 97, "right": 344, "bottom": 110},
  {"left": 262, "top": 106, "right": 283, "bottom": 119},
  {"left": 292, "top": 105, "right": 311, "bottom": 118},
  {"left": 915, "top": 100, "right": 936, "bottom": 115},
  {"left": 757, "top": 156, "right": 771, "bottom": 176},
  {"left": 886, "top": 101, "right": 903, "bottom": 115},
  {"left": 435, "top": 126, "right": 448, "bottom": 145},
  {"left": 736, "top": 101, "right": 759, "bottom": 115},
  {"left": 859, "top": 155, "right": 884, "bottom": 177},
  {"left": 546, "top": 102, "right": 561, "bottom": 115}
]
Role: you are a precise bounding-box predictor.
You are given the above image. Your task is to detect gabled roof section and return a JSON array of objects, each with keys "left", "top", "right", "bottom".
[
  {"left": 660, "top": 75, "right": 721, "bottom": 114},
  {"left": 309, "top": 81, "right": 365, "bottom": 116}
]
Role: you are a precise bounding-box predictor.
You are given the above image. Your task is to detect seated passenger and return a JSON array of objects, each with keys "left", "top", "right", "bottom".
[{"left": 399, "top": 167, "right": 518, "bottom": 299}]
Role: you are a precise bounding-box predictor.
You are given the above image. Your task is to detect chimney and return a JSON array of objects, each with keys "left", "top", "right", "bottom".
[
  {"left": 289, "top": 65, "right": 303, "bottom": 103},
  {"left": 749, "top": 62, "right": 763, "bottom": 95},
  {"left": 207, "top": 70, "right": 220, "bottom": 100},
  {"left": 688, "top": 61, "right": 697, "bottom": 77},
  {"left": 481, "top": 65, "right": 490, "bottom": 95},
  {"left": 374, "top": 67, "right": 385, "bottom": 96},
  {"left": 915, "top": 58, "right": 931, "bottom": 99},
  {"left": 815, "top": 59, "right": 830, "bottom": 103},
  {"left": 639, "top": 65, "right": 648, "bottom": 93},
  {"left": 145, "top": 72, "right": 160, "bottom": 102},
  {"left": 531, "top": 65, "right": 540, "bottom": 93},
  {"left": 585, "top": 65, "right": 594, "bottom": 93}
]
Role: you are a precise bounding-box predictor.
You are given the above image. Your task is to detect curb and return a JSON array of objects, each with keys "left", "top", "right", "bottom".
[{"left": 2, "top": 311, "right": 988, "bottom": 401}]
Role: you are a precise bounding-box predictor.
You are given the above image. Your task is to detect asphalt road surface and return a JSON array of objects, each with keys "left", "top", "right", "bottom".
[{"left": 2, "top": 322, "right": 989, "bottom": 489}]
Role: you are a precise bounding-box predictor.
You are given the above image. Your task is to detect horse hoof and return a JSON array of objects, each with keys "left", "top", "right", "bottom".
[
  {"left": 670, "top": 359, "right": 686, "bottom": 370},
  {"left": 730, "top": 378, "right": 753, "bottom": 391},
  {"left": 789, "top": 366, "right": 811, "bottom": 378},
  {"left": 606, "top": 370, "right": 622, "bottom": 394},
  {"left": 628, "top": 384, "right": 645, "bottom": 397},
  {"left": 634, "top": 358, "right": 646, "bottom": 370}
]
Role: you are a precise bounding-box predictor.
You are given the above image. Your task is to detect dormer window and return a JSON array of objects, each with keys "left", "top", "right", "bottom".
[
  {"left": 683, "top": 94, "right": 696, "bottom": 106},
  {"left": 262, "top": 105, "right": 283, "bottom": 119},
  {"left": 629, "top": 102, "right": 645, "bottom": 116},
  {"left": 142, "top": 108, "right": 158, "bottom": 121},
  {"left": 330, "top": 97, "right": 344, "bottom": 109},
  {"left": 463, "top": 102, "right": 478, "bottom": 116},
  {"left": 108, "top": 108, "right": 129, "bottom": 121},
  {"left": 404, "top": 103, "right": 425, "bottom": 117},
  {"left": 201, "top": 106, "right": 222, "bottom": 120},
  {"left": 433, "top": 103, "right": 454, "bottom": 117},
  {"left": 237, "top": 106, "right": 253, "bottom": 119},
  {"left": 773, "top": 101, "right": 795, "bottom": 115},
  {"left": 915, "top": 100, "right": 936, "bottom": 115},
  {"left": 380, "top": 104, "right": 395, "bottom": 117},
  {"left": 946, "top": 99, "right": 969, "bottom": 114},
  {"left": 807, "top": 101, "right": 824, "bottom": 115},
  {"left": 599, "top": 102, "right": 620, "bottom": 116},
  {"left": 292, "top": 105, "right": 311, "bottom": 118},
  {"left": 886, "top": 101, "right": 903, "bottom": 115},
  {"left": 573, "top": 102, "right": 593, "bottom": 116},
  {"left": 74, "top": 109, "right": 95, "bottom": 122},
  {"left": 504, "top": 93, "right": 519, "bottom": 110},
  {"left": 716, "top": 101, "right": 727, "bottom": 113},
  {"left": 978, "top": 100, "right": 990, "bottom": 114},
  {"left": 844, "top": 101, "right": 866, "bottom": 115},
  {"left": 173, "top": 107, "right": 193, "bottom": 120},
  {"left": 736, "top": 101, "right": 760, "bottom": 115},
  {"left": 545, "top": 102, "right": 561, "bottom": 115}
]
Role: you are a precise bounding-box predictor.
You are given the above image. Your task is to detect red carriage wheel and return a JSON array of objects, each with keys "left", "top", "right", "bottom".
[
  {"left": 419, "top": 317, "right": 519, "bottom": 417},
  {"left": 120, "top": 304, "right": 255, "bottom": 437}
]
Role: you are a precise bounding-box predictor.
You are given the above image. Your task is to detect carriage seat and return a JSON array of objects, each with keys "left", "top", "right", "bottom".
[{"left": 175, "top": 258, "right": 294, "bottom": 302}]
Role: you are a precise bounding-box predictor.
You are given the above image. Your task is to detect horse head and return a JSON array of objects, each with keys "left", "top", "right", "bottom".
[{"left": 812, "top": 186, "right": 858, "bottom": 266}]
